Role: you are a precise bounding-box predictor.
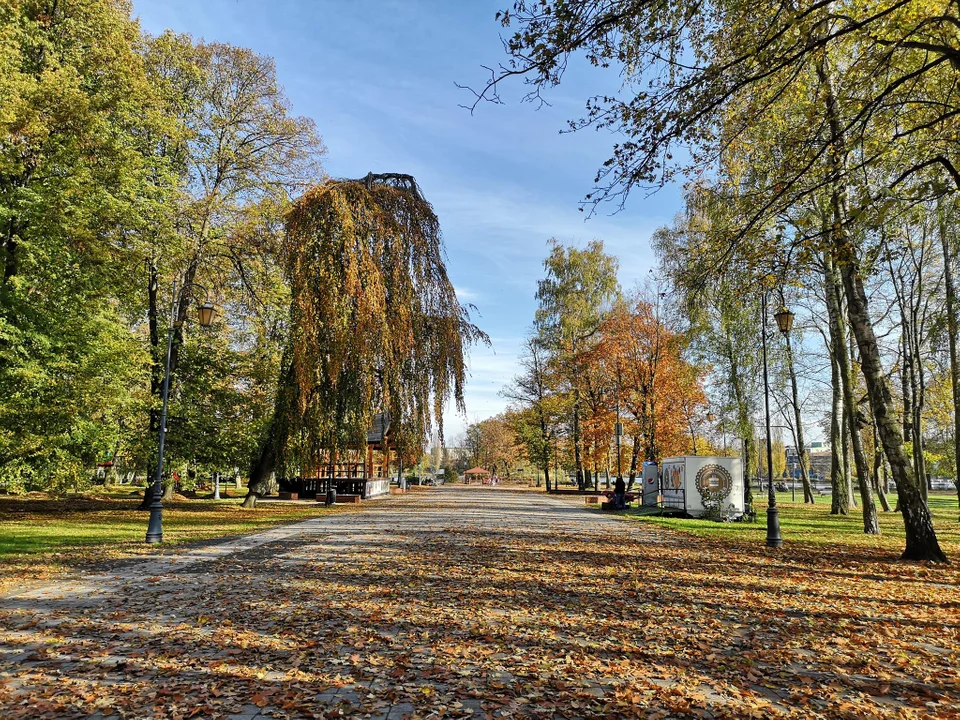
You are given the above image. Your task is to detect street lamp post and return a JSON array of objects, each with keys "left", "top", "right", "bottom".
[
  {"left": 773, "top": 305, "right": 796, "bottom": 503},
  {"left": 761, "top": 291, "right": 783, "bottom": 548},
  {"left": 146, "top": 280, "right": 216, "bottom": 544},
  {"left": 615, "top": 421, "right": 623, "bottom": 480}
]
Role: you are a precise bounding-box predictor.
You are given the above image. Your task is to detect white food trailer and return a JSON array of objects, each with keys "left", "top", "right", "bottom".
[{"left": 647, "top": 456, "right": 745, "bottom": 520}]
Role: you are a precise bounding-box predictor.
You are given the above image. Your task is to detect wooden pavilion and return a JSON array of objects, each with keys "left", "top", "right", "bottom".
[
  {"left": 463, "top": 467, "right": 491, "bottom": 484},
  {"left": 277, "top": 413, "right": 396, "bottom": 499}
]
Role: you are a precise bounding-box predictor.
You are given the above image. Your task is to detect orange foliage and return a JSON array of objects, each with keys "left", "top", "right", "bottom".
[
  {"left": 577, "top": 343, "right": 616, "bottom": 474},
  {"left": 598, "top": 296, "right": 707, "bottom": 462}
]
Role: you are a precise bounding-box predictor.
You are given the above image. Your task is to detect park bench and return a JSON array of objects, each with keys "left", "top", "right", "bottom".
[
  {"left": 333, "top": 494, "right": 361, "bottom": 504},
  {"left": 588, "top": 490, "right": 637, "bottom": 510},
  {"left": 584, "top": 491, "right": 638, "bottom": 502},
  {"left": 600, "top": 490, "right": 637, "bottom": 503}
]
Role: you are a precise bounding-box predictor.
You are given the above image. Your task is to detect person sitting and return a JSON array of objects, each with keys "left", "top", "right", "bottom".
[{"left": 613, "top": 476, "right": 627, "bottom": 509}]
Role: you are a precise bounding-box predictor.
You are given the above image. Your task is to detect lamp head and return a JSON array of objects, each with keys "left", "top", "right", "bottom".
[
  {"left": 774, "top": 307, "right": 794, "bottom": 335},
  {"left": 197, "top": 302, "right": 216, "bottom": 328}
]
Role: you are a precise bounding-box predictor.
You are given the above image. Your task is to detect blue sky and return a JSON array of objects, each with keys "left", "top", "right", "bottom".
[{"left": 133, "top": 0, "right": 683, "bottom": 441}]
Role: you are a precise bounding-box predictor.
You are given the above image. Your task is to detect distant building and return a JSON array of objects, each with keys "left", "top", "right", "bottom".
[
  {"left": 808, "top": 451, "right": 832, "bottom": 482},
  {"left": 784, "top": 444, "right": 830, "bottom": 482}
]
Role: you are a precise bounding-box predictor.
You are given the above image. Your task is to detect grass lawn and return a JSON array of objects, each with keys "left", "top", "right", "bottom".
[
  {"left": 617, "top": 491, "right": 960, "bottom": 558},
  {"left": 0, "top": 490, "right": 347, "bottom": 594}
]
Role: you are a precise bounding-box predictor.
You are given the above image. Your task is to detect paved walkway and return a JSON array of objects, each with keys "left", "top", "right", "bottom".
[{"left": 0, "top": 487, "right": 956, "bottom": 719}]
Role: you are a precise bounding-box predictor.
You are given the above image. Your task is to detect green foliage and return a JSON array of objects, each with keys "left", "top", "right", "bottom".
[
  {"left": 0, "top": 0, "right": 158, "bottom": 488},
  {"left": 535, "top": 238, "right": 619, "bottom": 348},
  {"left": 0, "top": 2, "right": 326, "bottom": 492}
]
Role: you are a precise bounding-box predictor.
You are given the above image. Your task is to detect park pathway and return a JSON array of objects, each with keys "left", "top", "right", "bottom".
[{"left": 1, "top": 486, "right": 958, "bottom": 719}]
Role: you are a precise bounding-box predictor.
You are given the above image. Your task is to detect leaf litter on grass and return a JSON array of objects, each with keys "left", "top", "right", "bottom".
[{"left": 0, "top": 491, "right": 958, "bottom": 718}]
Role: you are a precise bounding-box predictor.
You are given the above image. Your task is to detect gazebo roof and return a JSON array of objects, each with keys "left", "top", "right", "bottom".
[
  {"left": 464, "top": 466, "right": 490, "bottom": 475},
  {"left": 366, "top": 412, "right": 391, "bottom": 444}
]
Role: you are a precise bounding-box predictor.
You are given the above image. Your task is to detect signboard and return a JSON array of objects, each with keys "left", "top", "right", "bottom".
[
  {"left": 661, "top": 459, "right": 686, "bottom": 509},
  {"left": 695, "top": 463, "right": 733, "bottom": 504},
  {"left": 641, "top": 462, "right": 660, "bottom": 506},
  {"left": 660, "top": 456, "right": 745, "bottom": 519}
]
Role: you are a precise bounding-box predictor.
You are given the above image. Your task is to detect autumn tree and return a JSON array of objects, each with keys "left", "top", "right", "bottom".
[
  {"left": 463, "top": 415, "right": 523, "bottom": 477},
  {"left": 598, "top": 293, "right": 707, "bottom": 473},
  {"left": 502, "top": 337, "right": 563, "bottom": 490},
  {"left": 243, "top": 173, "right": 487, "bottom": 506},
  {"left": 534, "top": 239, "right": 619, "bottom": 489},
  {"left": 137, "top": 33, "right": 324, "bottom": 502}
]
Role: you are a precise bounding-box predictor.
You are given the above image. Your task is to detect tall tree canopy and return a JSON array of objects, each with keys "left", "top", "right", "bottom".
[
  {"left": 245, "top": 173, "right": 487, "bottom": 504},
  {"left": 0, "top": 0, "right": 158, "bottom": 489},
  {"left": 478, "top": 0, "right": 960, "bottom": 208}
]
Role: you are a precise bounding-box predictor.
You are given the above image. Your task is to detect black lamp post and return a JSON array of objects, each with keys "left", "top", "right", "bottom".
[
  {"left": 761, "top": 291, "right": 783, "bottom": 548},
  {"left": 146, "top": 281, "right": 216, "bottom": 544},
  {"left": 615, "top": 421, "right": 623, "bottom": 480},
  {"left": 773, "top": 306, "right": 796, "bottom": 504}
]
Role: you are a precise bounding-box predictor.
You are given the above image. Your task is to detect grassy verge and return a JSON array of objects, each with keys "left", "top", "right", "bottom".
[
  {"left": 616, "top": 491, "right": 960, "bottom": 557},
  {"left": 0, "top": 492, "right": 345, "bottom": 594}
]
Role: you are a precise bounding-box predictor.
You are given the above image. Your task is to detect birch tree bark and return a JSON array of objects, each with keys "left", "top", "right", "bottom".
[{"left": 938, "top": 200, "right": 960, "bottom": 510}]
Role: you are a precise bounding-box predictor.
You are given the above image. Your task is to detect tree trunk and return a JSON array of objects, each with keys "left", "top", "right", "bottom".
[
  {"left": 872, "top": 424, "right": 892, "bottom": 512},
  {"left": 842, "top": 402, "right": 856, "bottom": 508},
  {"left": 742, "top": 433, "right": 755, "bottom": 509},
  {"left": 840, "top": 262, "right": 947, "bottom": 561},
  {"left": 572, "top": 391, "right": 584, "bottom": 490},
  {"left": 723, "top": 329, "right": 753, "bottom": 507},
  {"left": 900, "top": 331, "right": 914, "bottom": 454},
  {"left": 140, "top": 483, "right": 155, "bottom": 510},
  {"left": 242, "top": 371, "right": 290, "bottom": 509},
  {"left": 243, "top": 423, "right": 275, "bottom": 509},
  {"left": 834, "top": 275, "right": 879, "bottom": 533},
  {"left": 163, "top": 475, "right": 176, "bottom": 501},
  {"left": 626, "top": 438, "right": 640, "bottom": 491},
  {"left": 940, "top": 201, "right": 960, "bottom": 514},
  {"left": 829, "top": 375, "right": 845, "bottom": 515},
  {"left": 817, "top": 27, "right": 944, "bottom": 559},
  {"left": 908, "top": 316, "right": 929, "bottom": 505},
  {"left": 825, "top": 261, "right": 848, "bottom": 516}
]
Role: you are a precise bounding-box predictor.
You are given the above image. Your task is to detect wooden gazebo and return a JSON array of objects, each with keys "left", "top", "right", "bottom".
[
  {"left": 463, "top": 467, "right": 491, "bottom": 484},
  {"left": 365, "top": 412, "right": 393, "bottom": 481},
  {"left": 277, "top": 413, "right": 396, "bottom": 499}
]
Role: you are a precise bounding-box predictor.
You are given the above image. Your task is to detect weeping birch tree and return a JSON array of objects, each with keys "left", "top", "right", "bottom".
[{"left": 243, "top": 173, "right": 487, "bottom": 506}]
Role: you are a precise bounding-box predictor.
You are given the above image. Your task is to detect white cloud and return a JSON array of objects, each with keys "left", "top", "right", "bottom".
[{"left": 454, "top": 285, "right": 482, "bottom": 302}]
